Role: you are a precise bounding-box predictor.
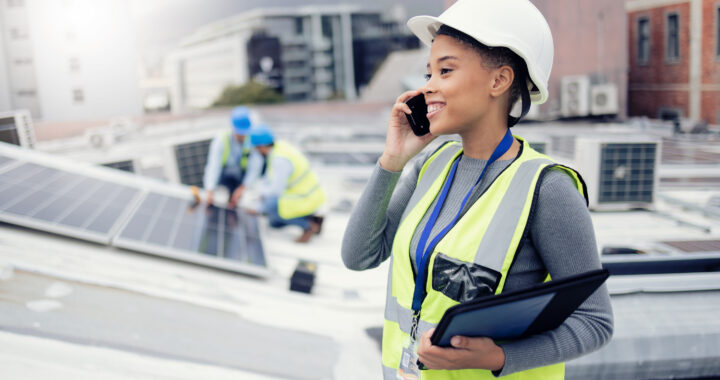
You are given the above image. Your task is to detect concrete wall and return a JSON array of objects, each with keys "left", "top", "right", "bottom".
[{"left": 26, "top": 0, "right": 142, "bottom": 122}]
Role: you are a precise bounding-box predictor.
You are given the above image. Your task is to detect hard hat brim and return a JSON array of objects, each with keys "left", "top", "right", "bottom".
[{"left": 407, "top": 15, "right": 548, "bottom": 105}]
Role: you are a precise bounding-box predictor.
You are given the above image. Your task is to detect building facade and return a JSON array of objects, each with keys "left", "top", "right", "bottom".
[
  {"left": 0, "top": 0, "right": 142, "bottom": 122},
  {"left": 166, "top": 5, "right": 417, "bottom": 112},
  {"left": 444, "top": 0, "right": 629, "bottom": 120},
  {"left": 627, "top": 0, "right": 720, "bottom": 124}
]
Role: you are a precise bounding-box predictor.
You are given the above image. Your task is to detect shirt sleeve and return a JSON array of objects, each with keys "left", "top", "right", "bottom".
[
  {"left": 203, "top": 134, "right": 224, "bottom": 191},
  {"left": 341, "top": 151, "right": 430, "bottom": 270},
  {"left": 260, "top": 156, "right": 293, "bottom": 200},
  {"left": 242, "top": 148, "right": 264, "bottom": 188},
  {"left": 494, "top": 169, "right": 614, "bottom": 376}
]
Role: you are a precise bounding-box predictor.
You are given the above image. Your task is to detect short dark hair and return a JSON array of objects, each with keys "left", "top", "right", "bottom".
[{"left": 436, "top": 25, "right": 528, "bottom": 114}]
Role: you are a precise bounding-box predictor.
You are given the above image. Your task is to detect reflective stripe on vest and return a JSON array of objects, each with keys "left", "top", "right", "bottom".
[
  {"left": 268, "top": 140, "right": 326, "bottom": 219},
  {"left": 222, "top": 132, "right": 250, "bottom": 169},
  {"left": 381, "top": 137, "right": 586, "bottom": 379}
]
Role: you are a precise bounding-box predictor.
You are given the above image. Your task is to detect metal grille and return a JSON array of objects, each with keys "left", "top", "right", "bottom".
[
  {"left": 174, "top": 139, "right": 211, "bottom": 187},
  {"left": 598, "top": 143, "right": 656, "bottom": 203},
  {"left": 550, "top": 135, "right": 575, "bottom": 158}
]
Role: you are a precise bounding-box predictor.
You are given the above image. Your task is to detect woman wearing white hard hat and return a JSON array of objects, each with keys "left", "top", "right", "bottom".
[{"left": 342, "top": 0, "right": 613, "bottom": 379}]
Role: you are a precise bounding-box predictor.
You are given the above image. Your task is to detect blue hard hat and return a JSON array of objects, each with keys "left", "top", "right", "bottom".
[
  {"left": 249, "top": 125, "right": 275, "bottom": 146},
  {"left": 231, "top": 106, "right": 252, "bottom": 135}
]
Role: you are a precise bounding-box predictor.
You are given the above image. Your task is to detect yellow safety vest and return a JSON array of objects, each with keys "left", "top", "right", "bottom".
[
  {"left": 267, "top": 140, "right": 326, "bottom": 220},
  {"left": 221, "top": 132, "right": 251, "bottom": 169},
  {"left": 381, "top": 137, "right": 587, "bottom": 380}
]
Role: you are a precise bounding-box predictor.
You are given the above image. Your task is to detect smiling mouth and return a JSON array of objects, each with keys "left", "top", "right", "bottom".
[{"left": 427, "top": 103, "right": 445, "bottom": 119}]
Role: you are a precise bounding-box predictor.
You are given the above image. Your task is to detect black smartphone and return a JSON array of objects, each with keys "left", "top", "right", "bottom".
[{"left": 404, "top": 94, "right": 430, "bottom": 136}]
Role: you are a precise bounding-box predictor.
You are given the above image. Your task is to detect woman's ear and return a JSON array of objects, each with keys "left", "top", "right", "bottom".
[{"left": 489, "top": 65, "right": 514, "bottom": 98}]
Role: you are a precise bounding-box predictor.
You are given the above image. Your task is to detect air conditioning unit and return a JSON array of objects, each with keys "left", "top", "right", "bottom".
[
  {"left": 590, "top": 84, "right": 619, "bottom": 116},
  {"left": 573, "top": 136, "right": 661, "bottom": 210},
  {"left": 0, "top": 109, "right": 36, "bottom": 148},
  {"left": 516, "top": 131, "right": 551, "bottom": 154},
  {"left": 85, "top": 129, "right": 116, "bottom": 149},
  {"left": 560, "top": 75, "right": 591, "bottom": 117}
]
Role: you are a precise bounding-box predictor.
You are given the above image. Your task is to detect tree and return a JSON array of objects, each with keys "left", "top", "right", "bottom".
[{"left": 211, "top": 81, "right": 283, "bottom": 107}]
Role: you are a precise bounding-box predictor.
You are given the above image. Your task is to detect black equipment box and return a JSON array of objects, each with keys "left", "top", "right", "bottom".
[{"left": 290, "top": 260, "right": 317, "bottom": 294}]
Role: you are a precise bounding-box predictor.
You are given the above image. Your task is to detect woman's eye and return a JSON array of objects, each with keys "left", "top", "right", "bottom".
[{"left": 440, "top": 68, "right": 452, "bottom": 75}]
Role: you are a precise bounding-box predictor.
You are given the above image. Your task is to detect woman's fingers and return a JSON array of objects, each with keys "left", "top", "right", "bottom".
[{"left": 396, "top": 89, "right": 422, "bottom": 104}]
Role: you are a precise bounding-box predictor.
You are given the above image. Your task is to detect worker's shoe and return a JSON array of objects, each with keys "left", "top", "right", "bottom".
[
  {"left": 295, "top": 227, "right": 314, "bottom": 243},
  {"left": 310, "top": 215, "right": 324, "bottom": 235},
  {"left": 295, "top": 218, "right": 322, "bottom": 243}
]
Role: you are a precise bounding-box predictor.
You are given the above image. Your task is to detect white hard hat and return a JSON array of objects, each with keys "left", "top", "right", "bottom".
[{"left": 407, "top": 0, "right": 554, "bottom": 106}]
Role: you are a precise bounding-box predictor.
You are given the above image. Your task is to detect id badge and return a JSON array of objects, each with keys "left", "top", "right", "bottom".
[{"left": 396, "top": 336, "right": 420, "bottom": 380}]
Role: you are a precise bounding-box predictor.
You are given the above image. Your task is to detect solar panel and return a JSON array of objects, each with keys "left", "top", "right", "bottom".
[
  {"left": 0, "top": 146, "right": 267, "bottom": 276},
  {"left": 0, "top": 162, "right": 141, "bottom": 243},
  {"left": 174, "top": 139, "right": 211, "bottom": 187},
  {"left": 114, "top": 192, "right": 267, "bottom": 276}
]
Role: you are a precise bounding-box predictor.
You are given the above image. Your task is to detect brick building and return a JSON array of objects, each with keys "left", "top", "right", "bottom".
[
  {"left": 444, "top": 0, "right": 629, "bottom": 119},
  {"left": 627, "top": 0, "right": 720, "bottom": 124}
]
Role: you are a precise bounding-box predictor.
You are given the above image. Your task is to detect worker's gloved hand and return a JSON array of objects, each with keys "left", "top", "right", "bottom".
[
  {"left": 228, "top": 186, "right": 245, "bottom": 209},
  {"left": 416, "top": 328, "right": 505, "bottom": 371},
  {"left": 206, "top": 190, "right": 214, "bottom": 206}
]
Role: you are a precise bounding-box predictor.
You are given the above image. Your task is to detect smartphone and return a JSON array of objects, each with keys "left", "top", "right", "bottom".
[{"left": 404, "top": 94, "right": 430, "bottom": 136}]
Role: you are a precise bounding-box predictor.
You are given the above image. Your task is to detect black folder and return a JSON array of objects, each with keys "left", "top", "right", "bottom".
[{"left": 430, "top": 269, "right": 610, "bottom": 347}]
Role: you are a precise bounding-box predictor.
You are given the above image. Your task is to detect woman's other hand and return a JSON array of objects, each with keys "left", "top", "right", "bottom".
[
  {"left": 416, "top": 328, "right": 506, "bottom": 371},
  {"left": 379, "top": 90, "right": 436, "bottom": 172}
]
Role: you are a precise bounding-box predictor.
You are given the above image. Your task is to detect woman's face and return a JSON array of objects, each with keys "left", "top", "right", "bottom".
[{"left": 422, "top": 34, "right": 496, "bottom": 136}]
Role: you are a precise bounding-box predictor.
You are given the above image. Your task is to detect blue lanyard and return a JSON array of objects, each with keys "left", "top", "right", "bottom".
[{"left": 411, "top": 129, "right": 514, "bottom": 312}]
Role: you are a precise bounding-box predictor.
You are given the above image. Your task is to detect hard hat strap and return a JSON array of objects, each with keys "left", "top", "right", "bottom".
[{"left": 508, "top": 84, "right": 531, "bottom": 127}]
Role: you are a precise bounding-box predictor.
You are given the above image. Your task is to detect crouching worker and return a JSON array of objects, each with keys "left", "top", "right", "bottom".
[{"left": 249, "top": 126, "right": 326, "bottom": 243}]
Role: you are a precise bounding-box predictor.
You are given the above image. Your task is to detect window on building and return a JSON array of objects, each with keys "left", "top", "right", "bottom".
[
  {"left": 13, "top": 58, "right": 32, "bottom": 66},
  {"left": 69, "top": 57, "right": 80, "bottom": 73},
  {"left": 72, "top": 88, "right": 84, "bottom": 104},
  {"left": 666, "top": 13, "right": 679, "bottom": 61},
  {"left": 16, "top": 89, "right": 36, "bottom": 97},
  {"left": 638, "top": 17, "right": 650, "bottom": 64},
  {"left": 9, "top": 27, "right": 28, "bottom": 40},
  {"left": 659, "top": 107, "right": 683, "bottom": 121},
  {"left": 295, "top": 18, "right": 303, "bottom": 35}
]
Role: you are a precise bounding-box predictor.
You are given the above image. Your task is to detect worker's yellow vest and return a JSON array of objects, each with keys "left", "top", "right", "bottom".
[
  {"left": 268, "top": 141, "right": 326, "bottom": 220},
  {"left": 221, "top": 132, "right": 250, "bottom": 169},
  {"left": 381, "top": 137, "right": 587, "bottom": 380}
]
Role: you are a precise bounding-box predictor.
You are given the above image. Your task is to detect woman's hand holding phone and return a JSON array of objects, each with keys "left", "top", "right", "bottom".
[{"left": 380, "top": 90, "right": 436, "bottom": 172}]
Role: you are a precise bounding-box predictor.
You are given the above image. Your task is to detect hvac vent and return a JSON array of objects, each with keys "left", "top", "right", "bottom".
[
  {"left": 560, "top": 75, "right": 590, "bottom": 117},
  {"left": 172, "top": 139, "right": 212, "bottom": 187},
  {"left": 590, "top": 84, "right": 619, "bottom": 116},
  {"left": 573, "top": 136, "right": 660, "bottom": 210},
  {"left": 0, "top": 110, "right": 36, "bottom": 149}
]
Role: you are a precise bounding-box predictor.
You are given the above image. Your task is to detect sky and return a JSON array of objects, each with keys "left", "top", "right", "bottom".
[{"left": 129, "top": 0, "right": 444, "bottom": 54}]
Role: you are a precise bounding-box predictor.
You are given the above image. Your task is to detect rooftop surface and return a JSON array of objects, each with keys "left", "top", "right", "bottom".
[{"left": 4, "top": 106, "right": 720, "bottom": 379}]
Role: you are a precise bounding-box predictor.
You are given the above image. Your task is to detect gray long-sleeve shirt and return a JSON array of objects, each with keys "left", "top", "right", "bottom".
[{"left": 341, "top": 147, "right": 613, "bottom": 376}]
